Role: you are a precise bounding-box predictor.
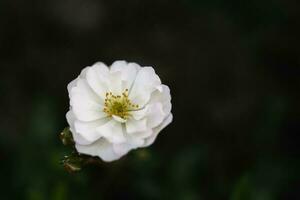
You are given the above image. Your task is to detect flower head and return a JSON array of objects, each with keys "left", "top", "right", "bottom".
[{"left": 66, "top": 61, "right": 172, "bottom": 162}]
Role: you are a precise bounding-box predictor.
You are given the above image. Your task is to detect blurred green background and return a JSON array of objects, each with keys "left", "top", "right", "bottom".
[{"left": 0, "top": 0, "right": 299, "bottom": 199}]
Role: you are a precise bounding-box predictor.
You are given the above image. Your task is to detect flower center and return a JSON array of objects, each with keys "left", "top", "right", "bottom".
[{"left": 103, "top": 89, "right": 139, "bottom": 119}]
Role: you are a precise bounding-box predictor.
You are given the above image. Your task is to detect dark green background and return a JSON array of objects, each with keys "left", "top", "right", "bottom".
[{"left": 0, "top": 0, "right": 299, "bottom": 199}]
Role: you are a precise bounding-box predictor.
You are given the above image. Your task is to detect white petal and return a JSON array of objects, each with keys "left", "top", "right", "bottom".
[
  {"left": 126, "top": 118, "right": 148, "bottom": 134},
  {"left": 149, "top": 84, "right": 172, "bottom": 115},
  {"left": 74, "top": 118, "right": 109, "bottom": 143},
  {"left": 110, "top": 60, "right": 128, "bottom": 72},
  {"left": 124, "top": 129, "right": 152, "bottom": 146},
  {"left": 156, "top": 85, "right": 163, "bottom": 92},
  {"left": 66, "top": 111, "right": 91, "bottom": 145},
  {"left": 66, "top": 111, "right": 76, "bottom": 130},
  {"left": 67, "top": 67, "right": 90, "bottom": 99},
  {"left": 108, "top": 71, "right": 123, "bottom": 94},
  {"left": 79, "top": 66, "right": 90, "bottom": 78},
  {"left": 86, "top": 62, "right": 110, "bottom": 100},
  {"left": 112, "top": 129, "right": 153, "bottom": 156},
  {"left": 128, "top": 85, "right": 170, "bottom": 124},
  {"left": 129, "top": 67, "right": 161, "bottom": 106},
  {"left": 70, "top": 79, "right": 105, "bottom": 121},
  {"left": 146, "top": 103, "right": 165, "bottom": 128},
  {"left": 143, "top": 113, "right": 173, "bottom": 147},
  {"left": 126, "top": 137, "right": 144, "bottom": 146},
  {"left": 67, "top": 79, "right": 78, "bottom": 98},
  {"left": 70, "top": 78, "right": 101, "bottom": 104},
  {"left": 96, "top": 120, "right": 126, "bottom": 144},
  {"left": 131, "top": 129, "right": 153, "bottom": 139},
  {"left": 76, "top": 139, "right": 121, "bottom": 162},
  {"left": 71, "top": 98, "right": 105, "bottom": 122},
  {"left": 129, "top": 107, "right": 148, "bottom": 120},
  {"left": 110, "top": 61, "right": 140, "bottom": 90},
  {"left": 113, "top": 143, "right": 136, "bottom": 156},
  {"left": 124, "top": 129, "right": 153, "bottom": 147},
  {"left": 72, "top": 102, "right": 105, "bottom": 122}
]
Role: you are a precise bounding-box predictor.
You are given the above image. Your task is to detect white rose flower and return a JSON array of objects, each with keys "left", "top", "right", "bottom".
[{"left": 66, "top": 61, "right": 172, "bottom": 162}]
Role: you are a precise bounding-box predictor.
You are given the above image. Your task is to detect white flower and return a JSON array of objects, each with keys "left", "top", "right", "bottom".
[{"left": 66, "top": 61, "right": 172, "bottom": 162}]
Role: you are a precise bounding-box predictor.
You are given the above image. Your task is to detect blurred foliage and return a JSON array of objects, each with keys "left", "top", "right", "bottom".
[{"left": 0, "top": 0, "right": 300, "bottom": 199}]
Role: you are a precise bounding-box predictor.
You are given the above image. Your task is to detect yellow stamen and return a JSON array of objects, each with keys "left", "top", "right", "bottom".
[{"left": 102, "top": 89, "right": 139, "bottom": 119}]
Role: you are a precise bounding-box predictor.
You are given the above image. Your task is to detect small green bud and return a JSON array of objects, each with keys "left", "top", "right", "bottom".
[
  {"left": 60, "top": 127, "right": 74, "bottom": 146},
  {"left": 62, "top": 153, "right": 84, "bottom": 173}
]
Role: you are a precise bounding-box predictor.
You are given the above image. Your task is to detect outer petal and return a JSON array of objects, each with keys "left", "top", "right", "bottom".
[
  {"left": 119, "top": 129, "right": 153, "bottom": 149},
  {"left": 67, "top": 67, "right": 90, "bottom": 96},
  {"left": 74, "top": 118, "right": 109, "bottom": 143},
  {"left": 130, "top": 129, "right": 153, "bottom": 140},
  {"left": 124, "top": 129, "right": 152, "bottom": 146},
  {"left": 130, "top": 107, "right": 148, "bottom": 120},
  {"left": 70, "top": 79, "right": 105, "bottom": 121},
  {"left": 66, "top": 111, "right": 91, "bottom": 145},
  {"left": 148, "top": 84, "right": 172, "bottom": 115},
  {"left": 113, "top": 143, "right": 137, "bottom": 156},
  {"left": 110, "top": 61, "right": 140, "bottom": 91},
  {"left": 67, "top": 79, "right": 78, "bottom": 98},
  {"left": 86, "top": 62, "right": 110, "bottom": 100},
  {"left": 126, "top": 118, "right": 148, "bottom": 134},
  {"left": 143, "top": 113, "right": 173, "bottom": 147},
  {"left": 96, "top": 120, "right": 126, "bottom": 144},
  {"left": 146, "top": 103, "right": 165, "bottom": 128},
  {"left": 112, "top": 127, "right": 149, "bottom": 156},
  {"left": 110, "top": 60, "right": 128, "bottom": 72},
  {"left": 76, "top": 139, "right": 121, "bottom": 162},
  {"left": 129, "top": 67, "right": 161, "bottom": 106},
  {"left": 108, "top": 71, "right": 123, "bottom": 95}
]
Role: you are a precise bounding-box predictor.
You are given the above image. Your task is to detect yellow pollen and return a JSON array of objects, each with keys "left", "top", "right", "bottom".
[{"left": 103, "top": 89, "right": 139, "bottom": 119}]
